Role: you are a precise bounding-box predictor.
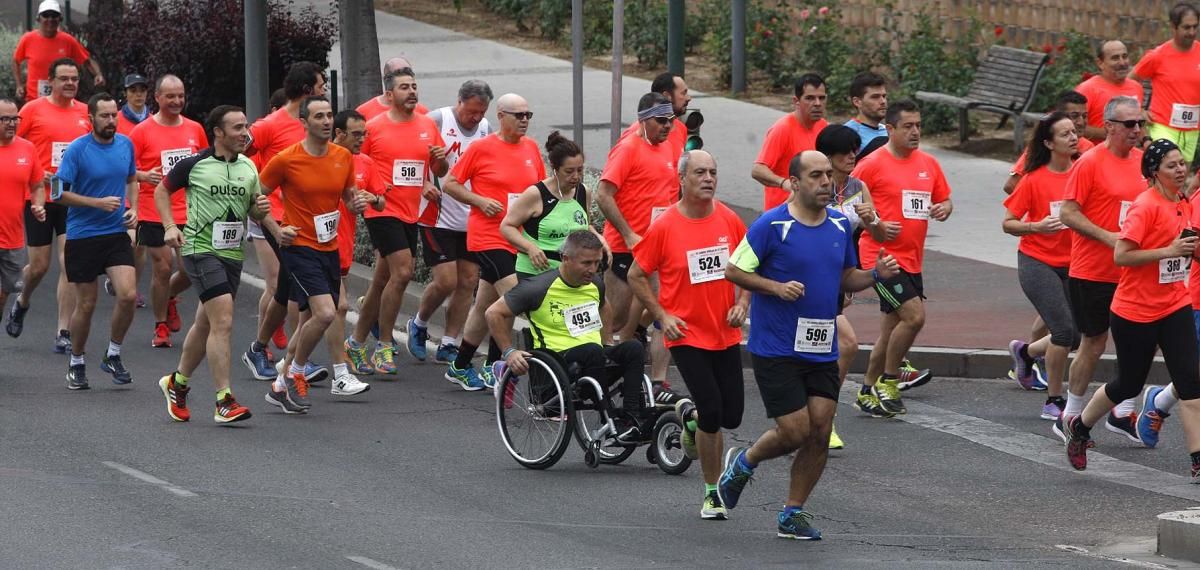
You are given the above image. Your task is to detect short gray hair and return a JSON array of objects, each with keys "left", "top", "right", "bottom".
[
  {"left": 458, "top": 80, "right": 494, "bottom": 104},
  {"left": 677, "top": 149, "right": 714, "bottom": 177},
  {"left": 1103, "top": 95, "right": 1140, "bottom": 121},
  {"left": 560, "top": 229, "right": 603, "bottom": 257}
]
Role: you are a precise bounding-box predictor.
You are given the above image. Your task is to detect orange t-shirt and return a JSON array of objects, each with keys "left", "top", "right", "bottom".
[
  {"left": 248, "top": 107, "right": 305, "bottom": 220},
  {"left": 1011, "top": 138, "right": 1094, "bottom": 175},
  {"left": 1062, "top": 144, "right": 1146, "bottom": 283},
  {"left": 854, "top": 148, "right": 951, "bottom": 273},
  {"left": 13, "top": 30, "right": 89, "bottom": 101},
  {"left": 599, "top": 135, "right": 679, "bottom": 253},
  {"left": 338, "top": 152, "right": 376, "bottom": 272},
  {"left": 632, "top": 201, "right": 746, "bottom": 350},
  {"left": 361, "top": 111, "right": 444, "bottom": 224},
  {"left": 0, "top": 138, "right": 44, "bottom": 249},
  {"left": 130, "top": 115, "right": 207, "bottom": 224},
  {"left": 755, "top": 114, "right": 828, "bottom": 210},
  {"left": 1111, "top": 189, "right": 1191, "bottom": 322},
  {"left": 116, "top": 113, "right": 143, "bottom": 137},
  {"left": 258, "top": 142, "right": 356, "bottom": 252},
  {"left": 356, "top": 96, "right": 428, "bottom": 121},
  {"left": 1074, "top": 75, "right": 1144, "bottom": 139},
  {"left": 15, "top": 96, "right": 90, "bottom": 198},
  {"left": 618, "top": 118, "right": 687, "bottom": 159},
  {"left": 1188, "top": 201, "right": 1200, "bottom": 310},
  {"left": 450, "top": 134, "right": 545, "bottom": 253},
  {"left": 1003, "top": 166, "right": 1072, "bottom": 268},
  {"left": 1133, "top": 40, "right": 1200, "bottom": 131}
]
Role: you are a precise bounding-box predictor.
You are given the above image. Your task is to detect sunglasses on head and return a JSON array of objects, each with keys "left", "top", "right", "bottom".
[
  {"left": 503, "top": 111, "right": 533, "bottom": 121},
  {"left": 1109, "top": 118, "right": 1146, "bottom": 129}
]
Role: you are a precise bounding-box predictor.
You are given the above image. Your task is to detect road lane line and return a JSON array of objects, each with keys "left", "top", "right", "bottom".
[
  {"left": 346, "top": 555, "right": 402, "bottom": 570},
  {"left": 102, "top": 461, "right": 197, "bottom": 498}
]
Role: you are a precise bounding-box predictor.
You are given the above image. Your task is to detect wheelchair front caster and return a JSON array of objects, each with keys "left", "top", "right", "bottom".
[
  {"left": 584, "top": 442, "right": 600, "bottom": 468},
  {"left": 646, "top": 445, "right": 657, "bottom": 465}
]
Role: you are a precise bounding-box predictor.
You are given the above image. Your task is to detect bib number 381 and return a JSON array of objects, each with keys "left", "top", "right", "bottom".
[
  {"left": 564, "top": 302, "right": 602, "bottom": 337},
  {"left": 794, "top": 318, "right": 835, "bottom": 353},
  {"left": 314, "top": 210, "right": 340, "bottom": 243}
]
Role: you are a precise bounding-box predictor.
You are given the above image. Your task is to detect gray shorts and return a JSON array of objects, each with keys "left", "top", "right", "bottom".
[
  {"left": 182, "top": 254, "right": 242, "bottom": 302},
  {"left": 0, "top": 248, "right": 25, "bottom": 294}
]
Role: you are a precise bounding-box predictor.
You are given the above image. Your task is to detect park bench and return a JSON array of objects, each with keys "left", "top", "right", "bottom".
[
  {"left": 1021, "top": 80, "right": 1152, "bottom": 127},
  {"left": 915, "top": 45, "right": 1049, "bottom": 152}
]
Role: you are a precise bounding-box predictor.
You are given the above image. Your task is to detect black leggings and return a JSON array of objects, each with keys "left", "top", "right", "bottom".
[
  {"left": 1108, "top": 307, "right": 1200, "bottom": 403},
  {"left": 560, "top": 340, "right": 646, "bottom": 411},
  {"left": 670, "top": 344, "right": 744, "bottom": 433}
]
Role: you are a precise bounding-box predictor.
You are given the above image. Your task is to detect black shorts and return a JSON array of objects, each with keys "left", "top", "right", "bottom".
[
  {"left": 420, "top": 226, "right": 471, "bottom": 267},
  {"left": 136, "top": 221, "right": 186, "bottom": 248},
  {"left": 750, "top": 354, "right": 840, "bottom": 418},
  {"left": 183, "top": 254, "right": 242, "bottom": 302},
  {"left": 366, "top": 216, "right": 418, "bottom": 257},
  {"left": 1069, "top": 277, "right": 1117, "bottom": 337},
  {"left": 279, "top": 246, "right": 340, "bottom": 306},
  {"left": 476, "top": 248, "right": 515, "bottom": 284},
  {"left": 64, "top": 232, "right": 135, "bottom": 283},
  {"left": 875, "top": 269, "right": 924, "bottom": 313},
  {"left": 24, "top": 201, "right": 68, "bottom": 247},
  {"left": 610, "top": 252, "right": 633, "bottom": 281}
]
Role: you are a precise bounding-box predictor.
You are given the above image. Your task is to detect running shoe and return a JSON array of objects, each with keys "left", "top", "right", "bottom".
[
  {"left": 264, "top": 387, "right": 306, "bottom": 414},
  {"left": 873, "top": 379, "right": 906, "bottom": 415},
  {"left": 1192, "top": 454, "right": 1200, "bottom": 484},
  {"left": 371, "top": 343, "right": 397, "bottom": 375},
  {"left": 434, "top": 343, "right": 458, "bottom": 364},
  {"left": 1137, "top": 385, "right": 1170, "bottom": 449},
  {"left": 701, "top": 491, "right": 727, "bottom": 520},
  {"left": 717, "top": 447, "right": 754, "bottom": 510},
  {"left": 158, "top": 374, "right": 190, "bottom": 422},
  {"left": 271, "top": 324, "right": 288, "bottom": 350},
  {"left": 614, "top": 415, "right": 649, "bottom": 444},
  {"left": 653, "top": 383, "right": 683, "bottom": 407},
  {"left": 1063, "top": 415, "right": 1090, "bottom": 470},
  {"left": 489, "top": 361, "right": 507, "bottom": 390},
  {"left": 331, "top": 369, "right": 371, "bottom": 396},
  {"left": 5, "top": 300, "right": 27, "bottom": 338},
  {"left": 778, "top": 508, "right": 822, "bottom": 540},
  {"left": 66, "top": 364, "right": 89, "bottom": 390},
  {"left": 1032, "top": 358, "right": 1049, "bottom": 390},
  {"left": 405, "top": 319, "right": 428, "bottom": 361},
  {"left": 344, "top": 339, "right": 374, "bottom": 375},
  {"left": 1052, "top": 414, "right": 1097, "bottom": 448},
  {"left": 104, "top": 278, "right": 115, "bottom": 296},
  {"left": 896, "top": 359, "right": 932, "bottom": 391},
  {"left": 166, "top": 297, "right": 182, "bottom": 332},
  {"left": 445, "top": 363, "right": 485, "bottom": 391},
  {"left": 1008, "top": 340, "right": 1037, "bottom": 390},
  {"left": 101, "top": 354, "right": 132, "bottom": 385},
  {"left": 241, "top": 344, "right": 276, "bottom": 381},
  {"left": 303, "top": 362, "right": 329, "bottom": 385},
  {"left": 135, "top": 292, "right": 146, "bottom": 308},
  {"left": 151, "top": 322, "right": 172, "bottom": 348},
  {"left": 480, "top": 363, "right": 497, "bottom": 390},
  {"left": 1104, "top": 411, "right": 1141, "bottom": 444},
  {"left": 214, "top": 394, "right": 251, "bottom": 423},
  {"left": 828, "top": 425, "right": 845, "bottom": 450},
  {"left": 283, "top": 373, "right": 311, "bottom": 409},
  {"left": 675, "top": 398, "right": 699, "bottom": 460},
  {"left": 853, "top": 390, "right": 894, "bottom": 418},
  {"left": 1041, "top": 397, "right": 1065, "bottom": 421},
  {"left": 54, "top": 329, "right": 72, "bottom": 354}
]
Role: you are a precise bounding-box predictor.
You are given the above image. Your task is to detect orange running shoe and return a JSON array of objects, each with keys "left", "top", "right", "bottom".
[
  {"left": 152, "top": 322, "right": 172, "bottom": 348},
  {"left": 214, "top": 394, "right": 252, "bottom": 423},
  {"left": 166, "top": 297, "right": 182, "bottom": 332},
  {"left": 158, "top": 373, "right": 190, "bottom": 422}
]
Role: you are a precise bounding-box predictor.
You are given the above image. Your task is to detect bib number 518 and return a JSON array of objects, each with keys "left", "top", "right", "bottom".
[{"left": 400, "top": 165, "right": 417, "bottom": 179}]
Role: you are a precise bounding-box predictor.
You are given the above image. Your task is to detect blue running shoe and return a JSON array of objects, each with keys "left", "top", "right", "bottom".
[
  {"left": 444, "top": 363, "right": 485, "bottom": 391},
  {"left": 1137, "top": 385, "right": 1171, "bottom": 449},
  {"left": 303, "top": 362, "right": 329, "bottom": 385},
  {"left": 717, "top": 447, "right": 754, "bottom": 510},
  {"left": 101, "top": 354, "right": 132, "bottom": 385},
  {"left": 405, "top": 319, "right": 428, "bottom": 361},
  {"left": 1032, "top": 358, "right": 1049, "bottom": 391},
  {"left": 778, "top": 508, "right": 822, "bottom": 540},
  {"left": 434, "top": 343, "right": 459, "bottom": 364},
  {"left": 242, "top": 343, "right": 276, "bottom": 381}
]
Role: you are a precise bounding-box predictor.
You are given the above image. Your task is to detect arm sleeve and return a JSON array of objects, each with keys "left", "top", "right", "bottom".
[
  {"left": 754, "top": 125, "right": 783, "bottom": 170},
  {"left": 1003, "top": 177, "right": 1032, "bottom": 219},
  {"left": 729, "top": 218, "right": 770, "bottom": 273},
  {"left": 1118, "top": 201, "right": 1152, "bottom": 246},
  {"left": 599, "top": 142, "right": 630, "bottom": 187},
  {"left": 450, "top": 143, "right": 479, "bottom": 185},
  {"left": 631, "top": 222, "right": 664, "bottom": 274},
  {"left": 1132, "top": 47, "right": 1159, "bottom": 79},
  {"left": 931, "top": 160, "right": 952, "bottom": 203},
  {"left": 124, "top": 138, "right": 136, "bottom": 177},
  {"left": 1062, "top": 158, "right": 1092, "bottom": 203},
  {"left": 504, "top": 271, "right": 554, "bottom": 316},
  {"left": 15, "top": 103, "right": 32, "bottom": 138},
  {"left": 55, "top": 141, "right": 79, "bottom": 184},
  {"left": 258, "top": 152, "right": 286, "bottom": 192}
]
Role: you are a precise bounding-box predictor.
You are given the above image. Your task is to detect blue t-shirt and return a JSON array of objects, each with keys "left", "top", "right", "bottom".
[
  {"left": 730, "top": 204, "right": 857, "bottom": 362},
  {"left": 56, "top": 133, "right": 136, "bottom": 240},
  {"left": 844, "top": 119, "right": 888, "bottom": 152}
]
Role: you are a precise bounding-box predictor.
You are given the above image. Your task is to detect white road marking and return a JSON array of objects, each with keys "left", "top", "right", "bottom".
[
  {"left": 102, "top": 461, "right": 197, "bottom": 497},
  {"left": 346, "top": 555, "right": 402, "bottom": 570}
]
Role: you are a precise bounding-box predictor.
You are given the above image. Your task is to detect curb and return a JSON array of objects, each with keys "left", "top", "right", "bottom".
[{"left": 1158, "top": 510, "right": 1200, "bottom": 563}]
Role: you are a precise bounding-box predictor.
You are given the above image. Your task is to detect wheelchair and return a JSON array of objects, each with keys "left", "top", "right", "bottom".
[{"left": 494, "top": 345, "right": 692, "bottom": 475}]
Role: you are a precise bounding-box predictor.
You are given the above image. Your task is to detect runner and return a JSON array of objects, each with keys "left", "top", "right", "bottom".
[
  {"left": 55, "top": 93, "right": 137, "bottom": 390},
  {"left": 1003, "top": 91, "right": 1094, "bottom": 196},
  {"left": 356, "top": 57, "right": 429, "bottom": 120},
  {"left": 1130, "top": 3, "right": 1200, "bottom": 160},
  {"left": 7, "top": 58, "right": 89, "bottom": 350},
  {"left": 258, "top": 96, "right": 371, "bottom": 414},
  {"left": 347, "top": 66, "right": 447, "bottom": 375},
  {"left": 618, "top": 72, "right": 690, "bottom": 156},
  {"left": 441, "top": 92, "right": 544, "bottom": 389},
  {"left": 401, "top": 79, "right": 493, "bottom": 368},
  {"left": 1075, "top": 40, "right": 1143, "bottom": 143},
  {"left": 155, "top": 105, "right": 267, "bottom": 423},
  {"left": 721, "top": 150, "right": 901, "bottom": 540},
  {"left": 751, "top": 73, "right": 830, "bottom": 210},
  {"left": 627, "top": 149, "right": 748, "bottom": 520},
  {"left": 130, "top": 74, "right": 207, "bottom": 348},
  {"left": 116, "top": 73, "right": 149, "bottom": 136},
  {"left": 1002, "top": 112, "right": 1082, "bottom": 420},
  {"left": 1061, "top": 139, "right": 1200, "bottom": 478},
  {"left": 11, "top": 0, "right": 104, "bottom": 104},
  {"left": 854, "top": 99, "right": 949, "bottom": 416},
  {"left": 844, "top": 71, "right": 889, "bottom": 152},
  {"left": 1057, "top": 95, "right": 1147, "bottom": 442},
  {"left": 0, "top": 98, "right": 44, "bottom": 334}
]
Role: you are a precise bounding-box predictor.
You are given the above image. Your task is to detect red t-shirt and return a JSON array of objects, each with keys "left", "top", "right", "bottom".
[
  {"left": 0, "top": 138, "right": 44, "bottom": 249},
  {"left": 1011, "top": 138, "right": 1094, "bottom": 175},
  {"left": 1133, "top": 40, "right": 1200, "bottom": 131},
  {"left": 632, "top": 201, "right": 746, "bottom": 350},
  {"left": 360, "top": 111, "right": 444, "bottom": 224},
  {"left": 1074, "top": 75, "right": 1144, "bottom": 139},
  {"left": 599, "top": 135, "right": 679, "bottom": 253},
  {"left": 756, "top": 114, "right": 828, "bottom": 210},
  {"left": 450, "top": 134, "right": 545, "bottom": 253},
  {"left": 130, "top": 115, "right": 207, "bottom": 224},
  {"left": 1112, "top": 189, "right": 1191, "bottom": 322},
  {"left": 618, "top": 118, "right": 687, "bottom": 160},
  {"left": 1003, "top": 166, "right": 1072, "bottom": 268},
  {"left": 13, "top": 30, "right": 90, "bottom": 101},
  {"left": 854, "top": 148, "right": 952, "bottom": 272},
  {"left": 15, "top": 96, "right": 90, "bottom": 199},
  {"left": 258, "top": 143, "right": 356, "bottom": 252},
  {"left": 339, "top": 152, "right": 376, "bottom": 273},
  {"left": 248, "top": 107, "right": 305, "bottom": 220},
  {"left": 116, "top": 113, "right": 143, "bottom": 137},
  {"left": 355, "top": 96, "right": 428, "bottom": 121},
  {"left": 1062, "top": 144, "right": 1146, "bottom": 283}
]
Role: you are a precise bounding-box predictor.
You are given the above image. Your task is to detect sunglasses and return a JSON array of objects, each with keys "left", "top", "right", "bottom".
[
  {"left": 1108, "top": 118, "right": 1146, "bottom": 129},
  {"left": 650, "top": 116, "right": 672, "bottom": 125},
  {"left": 503, "top": 111, "right": 533, "bottom": 121}
]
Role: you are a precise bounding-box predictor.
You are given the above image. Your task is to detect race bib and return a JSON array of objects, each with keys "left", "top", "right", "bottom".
[
  {"left": 1049, "top": 200, "right": 1063, "bottom": 218},
  {"left": 651, "top": 206, "right": 668, "bottom": 225},
  {"left": 37, "top": 80, "right": 51, "bottom": 98},
  {"left": 563, "top": 301, "right": 602, "bottom": 337},
  {"left": 1171, "top": 103, "right": 1200, "bottom": 129},
  {"left": 160, "top": 148, "right": 193, "bottom": 176},
  {"left": 1160, "top": 257, "right": 1187, "bottom": 284},
  {"left": 686, "top": 245, "right": 728, "bottom": 284},
  {"left": 314, "top": 210, "right": 340, "bottom": 243},
  {"left": 508, "top": 193, "right": 522, "bottom": 210},
  {"left": 391, "top": 160, "right": 424, "bottom": 187},
  {"left": 901, "top": 190, "right": 931, "bottom": 220},
  {"left": 1119, "top": 200, "right": 1133, "bottom": 229},
  {"left": 51, "top": 141, "right": 70, "bottom": 168},
  {"left": 794, "top": 318, "right": 835, "bottom": 354},
  {"left": 211, "top": 221, "right": 244, "bottom": 250}
]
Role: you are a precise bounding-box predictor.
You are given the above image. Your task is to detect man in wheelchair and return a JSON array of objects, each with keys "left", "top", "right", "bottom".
[{"left": 486, "top": 230, "right": 653, "bottom": 443}]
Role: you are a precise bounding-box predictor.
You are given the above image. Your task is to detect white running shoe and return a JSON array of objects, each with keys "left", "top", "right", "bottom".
[
  {"left": 331, "top": 370, "right": 371, "bottom": 396},
  {"left": 275, "top": 358, "right": 285, "bottom": 376}
]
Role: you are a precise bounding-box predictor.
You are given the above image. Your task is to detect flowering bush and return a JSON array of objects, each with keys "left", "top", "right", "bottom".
[{"left": 1027, "top": 33, "right": 1096, "bottom": 113}]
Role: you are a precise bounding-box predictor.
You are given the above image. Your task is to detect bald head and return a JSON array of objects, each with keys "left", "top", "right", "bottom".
[
  {"left": 155, "top": 74, "right": 187, "bottom": 117},
  {"left": 496, "top": 93, "right": 527, "bottom": 113},
  {"left": 495, "top": 93, "right": 530, "bottom": 138},
  {"left": 383, "top": 57, "right": 413, "bottom": 74},
  {"left": 786, "top": 150, "right": 834, "bottom": 210},
  {"left": 788, "top": 150, "right": 830, "bottom": 179},
  {"left": 677, "top": 149, "right": 715, "bottom": 177}
]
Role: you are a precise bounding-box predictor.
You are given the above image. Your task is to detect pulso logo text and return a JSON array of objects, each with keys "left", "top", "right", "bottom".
[{"left": 210, "top": 184, "right": 248, "bottom": 196}]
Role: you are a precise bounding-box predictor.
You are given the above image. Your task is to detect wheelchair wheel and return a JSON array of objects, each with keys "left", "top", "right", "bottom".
[
  {"left": 495, "top": 351, "right": 573, "bottom": 470},
  {"left": 653, "top": 411, "right": 691, "bottom": 475}
]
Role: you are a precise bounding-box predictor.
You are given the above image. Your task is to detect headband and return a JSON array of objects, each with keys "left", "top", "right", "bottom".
[{"left": 637, "top": 103, "right": 674, "bottom": 121}]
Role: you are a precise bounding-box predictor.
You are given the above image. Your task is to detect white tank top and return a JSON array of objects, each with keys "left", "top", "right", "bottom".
[{"left": 418, "top": 107, "right": 491, "bottom": 231}]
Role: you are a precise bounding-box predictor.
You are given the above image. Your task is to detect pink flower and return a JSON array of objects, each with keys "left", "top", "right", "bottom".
[
  {"left": 800, "top": 8, "right": 810, "bottom": 20},
  {"left": 818, "top": 6, "right": 829, "bottom": 16}
]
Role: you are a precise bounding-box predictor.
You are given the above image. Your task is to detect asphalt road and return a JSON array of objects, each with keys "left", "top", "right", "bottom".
[{"left": 0, "top": 258, "right": 1194, "bottom": 569}]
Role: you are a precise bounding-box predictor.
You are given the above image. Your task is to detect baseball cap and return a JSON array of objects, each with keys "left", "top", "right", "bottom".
[
  {"left": 38, "top": 1, "right": 62, "bottom": 16},
  {"left": 123, "top": 74, "right": 149, "bottom": 89}
]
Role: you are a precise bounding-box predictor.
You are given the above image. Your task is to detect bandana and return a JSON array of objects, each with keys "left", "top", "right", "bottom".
[
  {"left": 637, "top": 102, "right": 674, "bottom": 122},
  {"left": 1142, "top": 138, "right": 1180, "bottom": 179}
]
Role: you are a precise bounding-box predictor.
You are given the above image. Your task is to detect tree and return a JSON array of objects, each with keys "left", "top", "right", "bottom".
[{"left": 339, "top": 0, "right": 380, "bottom": 110}]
